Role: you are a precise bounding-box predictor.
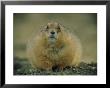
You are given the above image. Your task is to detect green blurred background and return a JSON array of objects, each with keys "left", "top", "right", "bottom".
[{"left": 14, "top": 13, "right": 97, "bottom": 63}]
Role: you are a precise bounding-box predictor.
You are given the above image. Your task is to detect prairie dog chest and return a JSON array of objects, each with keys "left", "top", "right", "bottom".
[
  {"left": 46, "top": 47, "right": 62, "bottom": 60},
  {"left": 48, "top": 47, "right": 59, "bottom": 53}
]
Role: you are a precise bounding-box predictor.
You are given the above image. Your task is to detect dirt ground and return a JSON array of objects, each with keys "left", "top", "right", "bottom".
[{"left": 14, "top": 57, "right": 97, "bottom": 75}]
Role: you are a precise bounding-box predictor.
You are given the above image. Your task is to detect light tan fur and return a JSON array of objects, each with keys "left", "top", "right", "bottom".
[{"left": 27, "top": 22, "right": 82, "bottom": 70}]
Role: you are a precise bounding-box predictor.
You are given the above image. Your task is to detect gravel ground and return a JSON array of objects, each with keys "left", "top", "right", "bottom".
[{"left": 14, "top": 58, "right": 97, "bottom": 75}]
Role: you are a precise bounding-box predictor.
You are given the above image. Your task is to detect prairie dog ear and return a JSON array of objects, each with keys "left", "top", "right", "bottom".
[
  {"left": 40, "top": 25, "right": 48, "bottom": 32},
  {"left": 44, "top": 25, "right": 49, "bottom": 29},
  {"left": 57, "top": 23, "right": 65, "bottom": 32}
]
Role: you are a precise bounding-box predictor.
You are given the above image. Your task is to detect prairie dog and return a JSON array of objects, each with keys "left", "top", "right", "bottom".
[{"left": 27, "top": 22, "right": 82, "bottom": 70}]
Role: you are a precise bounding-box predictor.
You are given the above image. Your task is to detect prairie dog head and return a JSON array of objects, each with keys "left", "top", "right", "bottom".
[{"left": 41, "top": 22, "right": 64, "bottom": 44}]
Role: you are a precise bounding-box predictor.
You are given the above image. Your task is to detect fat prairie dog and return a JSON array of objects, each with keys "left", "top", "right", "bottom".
[{"left": 27, "top": 22, "right": 82, "bottom": 70}]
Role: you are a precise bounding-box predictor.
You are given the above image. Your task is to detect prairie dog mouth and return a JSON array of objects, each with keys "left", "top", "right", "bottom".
[
  {"left": 48, "top": 35, "right": 57, "bottom": 44},
  {"left": 49, "top": 35, "right": 56, "bottom": 39}
]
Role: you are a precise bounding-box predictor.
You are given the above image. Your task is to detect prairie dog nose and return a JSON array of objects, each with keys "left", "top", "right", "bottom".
[{"left": 51, "top": 31, "right": 55, "bottom": 34}]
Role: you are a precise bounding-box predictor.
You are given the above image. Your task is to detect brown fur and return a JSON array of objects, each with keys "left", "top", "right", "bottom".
[{"left": 27, "top": 22, "right": 82, "bottom": 70}]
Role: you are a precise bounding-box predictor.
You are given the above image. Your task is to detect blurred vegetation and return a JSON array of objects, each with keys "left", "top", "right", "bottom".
[{"left": 14, "top": 13, "right": 97, "bottom": 63}]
